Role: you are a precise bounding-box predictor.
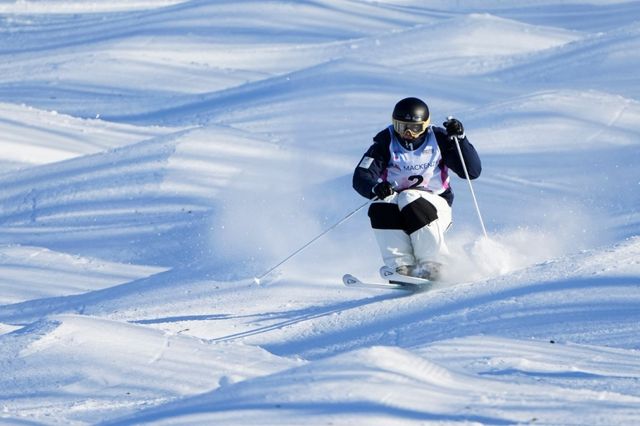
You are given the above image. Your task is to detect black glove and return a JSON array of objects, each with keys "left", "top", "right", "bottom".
[
  {"left": 372, "top": 181, "right": 395, "bottom": 199},
  {"left": 443, "top": 116, "right": 465, "bottom": 139}
]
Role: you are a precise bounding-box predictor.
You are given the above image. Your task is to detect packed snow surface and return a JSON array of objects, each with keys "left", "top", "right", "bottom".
[{"left": 1, "top": 0, "right": 639, "bottom": 424}]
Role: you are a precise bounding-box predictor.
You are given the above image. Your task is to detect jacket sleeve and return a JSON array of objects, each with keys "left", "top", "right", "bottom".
[
  {"left": 435, "top": 127, "right": 481, "bottom": 180},
  {"left": 352, "top": 130, "right": 391, "bottom": 199}
]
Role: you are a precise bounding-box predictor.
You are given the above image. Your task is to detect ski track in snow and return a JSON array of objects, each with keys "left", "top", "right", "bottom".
[{"left": 1, "top": 1, "right": 639, "bottom": 425}]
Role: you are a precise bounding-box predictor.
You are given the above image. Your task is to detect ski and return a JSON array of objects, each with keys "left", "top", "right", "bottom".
[
  {"left": 378, "top": 266, "right": 432, "bottom": 287},
  {"left": 342, "top": 273, "right": 414, "bottom": 290},
  {"left": 342, "top": 267, "right": 432, "bottom": 292}
]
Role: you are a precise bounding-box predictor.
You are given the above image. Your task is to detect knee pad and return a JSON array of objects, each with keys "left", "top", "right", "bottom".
[
  {"left": 368, "top": 202, "right": 402, "bottom": 230},
  {"left": 400, "top": 197, "right": 438, "bottom": 234},
  {"left": 369, "top": 197, "right": 438, "bottom": 235}
]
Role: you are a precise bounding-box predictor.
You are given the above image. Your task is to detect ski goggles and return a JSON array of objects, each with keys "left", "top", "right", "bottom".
[{"left": 392, "top": 118, "right": 430, "bottom": 138}]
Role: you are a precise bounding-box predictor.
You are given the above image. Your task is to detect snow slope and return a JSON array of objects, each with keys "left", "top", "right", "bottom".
[{"left": 0, "top": 0, "right": 639, "bottom": 424}]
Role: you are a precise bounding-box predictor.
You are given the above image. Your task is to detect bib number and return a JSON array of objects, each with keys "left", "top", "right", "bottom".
[{"left": 408, "top": 175, "right": 424, "bottom": 188}]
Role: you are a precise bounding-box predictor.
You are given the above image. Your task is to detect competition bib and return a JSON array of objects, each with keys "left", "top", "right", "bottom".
[{"left": 384, "top": 126, "right": 449, "bottom": 194}]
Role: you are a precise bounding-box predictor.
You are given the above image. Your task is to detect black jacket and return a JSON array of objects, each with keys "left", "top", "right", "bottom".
[{"left": 352, "top": 126, "right": 481, "bottom": 206}]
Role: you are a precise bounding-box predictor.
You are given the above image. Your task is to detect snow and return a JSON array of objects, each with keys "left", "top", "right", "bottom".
[{"left": 0, "top": 0, "right": 639, "bottom": 424}]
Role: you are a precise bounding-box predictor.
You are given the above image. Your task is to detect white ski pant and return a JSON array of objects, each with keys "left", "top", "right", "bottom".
[{"left": 368, "top": 189, "right": 452, "bottom": 269}]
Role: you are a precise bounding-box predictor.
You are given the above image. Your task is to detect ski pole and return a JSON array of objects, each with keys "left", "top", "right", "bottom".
[
  {"left": 254, "top": 198, "right": 373, "bottom": 284},
  {"left": 451, "top": 132, "right": 488, "bottom": 238}
]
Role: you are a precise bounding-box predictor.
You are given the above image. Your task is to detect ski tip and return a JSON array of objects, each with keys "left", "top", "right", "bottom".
[
  {"left": 380, "top": 266, "right": 395, "bottom": 279},
  {"left": 342, "top": 274, "right": 360, "bottom": 286}
]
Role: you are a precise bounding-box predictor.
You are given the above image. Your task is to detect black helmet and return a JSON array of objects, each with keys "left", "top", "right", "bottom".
[{"left": 392, "top": 97, "right": 430, "bottom": 140}]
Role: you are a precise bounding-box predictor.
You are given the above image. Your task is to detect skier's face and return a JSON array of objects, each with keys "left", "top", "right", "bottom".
[
  {"left": 393, "top": 118, "right": 429, "bottom": 140},
  {"left": 401, "top": 126, "right": 420, "bottom": 140}
]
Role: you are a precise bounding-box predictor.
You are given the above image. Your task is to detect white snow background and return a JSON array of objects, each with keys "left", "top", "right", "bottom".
[{"left": 1, "top": 0, "right": 639, "bottom": 424}]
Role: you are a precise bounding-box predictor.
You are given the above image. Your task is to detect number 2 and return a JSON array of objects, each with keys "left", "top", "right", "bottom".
[{"left": 408, "top": 175, "right": 424, "bottom": 188}]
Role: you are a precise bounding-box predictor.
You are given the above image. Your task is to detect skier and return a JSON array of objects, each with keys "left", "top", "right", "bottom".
[{"left": 353, "top": 97, "right": 481, "bottom": 281}]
